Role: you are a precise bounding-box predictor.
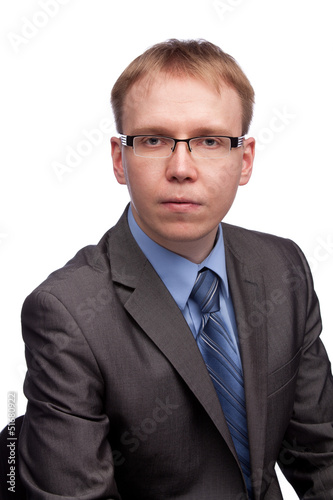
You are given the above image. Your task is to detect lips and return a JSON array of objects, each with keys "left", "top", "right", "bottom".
[
  {"left": 161, "top": 198, "right": 200, "bottom": 205},
  {"left": 161, "top": 198, "right": 201, "bottom": 213}
]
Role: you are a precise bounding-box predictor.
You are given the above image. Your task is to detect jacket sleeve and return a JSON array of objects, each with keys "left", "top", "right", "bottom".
[
  {"left": 19, "top": 289, "right": 121, "bottom": 500},
  {"left": 278, "top": 243, "right": 333, "bottom": 499}
]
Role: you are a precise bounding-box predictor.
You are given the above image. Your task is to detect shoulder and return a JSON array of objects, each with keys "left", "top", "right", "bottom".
[
  {"left": 221, "top": 222, "right": 309, "bottom": 272},
  {"left": 22, "top": 226, "right": 116, "bottom": 312},
  {"left": 222, "top": 223, "right": 316, "bottom": 315},
  {"left": 222, "top": 221, "right": 296, "bottom": 248},
  {"left": 21, "top": 206, "right": 142, "bottom": 319}
]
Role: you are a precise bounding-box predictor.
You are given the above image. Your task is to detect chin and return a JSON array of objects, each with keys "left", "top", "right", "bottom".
[{"left": 158, "top": 225, "right": 218, "bottom": 245}]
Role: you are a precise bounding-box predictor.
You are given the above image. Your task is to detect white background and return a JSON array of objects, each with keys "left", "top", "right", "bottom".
[{"left": 1, "top": 1, "right": 332, "bottom": 497}]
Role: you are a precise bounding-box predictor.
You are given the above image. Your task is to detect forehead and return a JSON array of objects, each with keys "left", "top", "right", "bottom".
[{"left": 122, "top": 73, "right": 243, "bottom": 136}]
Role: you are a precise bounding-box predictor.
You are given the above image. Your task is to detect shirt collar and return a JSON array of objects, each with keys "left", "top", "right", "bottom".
[{"left": 127, "top": 205, "right": 230, "bottom": 311}]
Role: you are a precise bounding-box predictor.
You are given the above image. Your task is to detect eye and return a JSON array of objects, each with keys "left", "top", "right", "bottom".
[
  {"left": 202, "top": 137, "right": 220, "bottom": 147},
  {"left": 192, "top": 137, "right": 230, "bottom": 150},
  {"left": 141, "top": 136, "right": 164, "bottom": 147}
]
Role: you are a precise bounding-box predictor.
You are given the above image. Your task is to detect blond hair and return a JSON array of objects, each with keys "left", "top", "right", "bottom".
[{"left": 111, "top": 39, "right": 255, "bottom": 135}]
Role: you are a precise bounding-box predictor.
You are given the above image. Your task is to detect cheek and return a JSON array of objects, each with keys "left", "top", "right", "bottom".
[
  {"left": 207, "top": 162, "right": 242, "bottom": 195},
  {"left": 220, "top": 159, "right": 243, "bottom": 183},
  {"left": 125, "top": 167, "right": 159, "bottom": 205}
]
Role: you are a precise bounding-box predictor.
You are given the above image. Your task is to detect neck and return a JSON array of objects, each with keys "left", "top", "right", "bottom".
[
  {"left": 155, "top": 231, "right": 218, "bottom": 264},
  {"left": 129, "top": 204, "right": 219, "bottom": 264}
]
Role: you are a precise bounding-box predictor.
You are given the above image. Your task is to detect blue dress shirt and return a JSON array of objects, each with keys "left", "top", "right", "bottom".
[{"left": 127, "top": 206, "right": 241, "bottom": 356}]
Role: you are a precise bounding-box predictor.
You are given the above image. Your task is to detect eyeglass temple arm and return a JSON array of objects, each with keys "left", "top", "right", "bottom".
[
  {"left": 231, "top": 136, "right": 245, "bottom": 148},
  {"left": 120, "top": 135, "right": 133, "bottom": 147}
]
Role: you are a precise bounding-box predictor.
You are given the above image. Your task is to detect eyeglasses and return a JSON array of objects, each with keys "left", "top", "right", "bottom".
[{"left": 120, "top": 134, "right": 245, "bottom": 159}]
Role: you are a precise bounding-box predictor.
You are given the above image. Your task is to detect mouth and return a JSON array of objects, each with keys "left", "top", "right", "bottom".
[
  {"left": 161, "top": 199, "right": 201, "bottom": 212},
  {"left": 162, "top": 197, "right": 200, "bottom": 204}
]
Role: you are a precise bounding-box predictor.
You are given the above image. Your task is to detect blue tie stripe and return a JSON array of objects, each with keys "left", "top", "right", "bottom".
[
  {"left": 198, "top": 335, "right": 247, "bottom": 420},
  {"left": 209, "top": 313, "right": 239, "bottom": 356},
  {"left": 199, "top": 331, "right": 245, "bottom": 391},
  {"left": 192, "top": 272, "right": 220, "bottom": 313},
  {"left": 191, "top": 268, "right": 253, "bottom": 498}
]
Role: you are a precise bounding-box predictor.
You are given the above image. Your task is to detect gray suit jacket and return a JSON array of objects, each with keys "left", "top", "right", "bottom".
[{"left": 19, "top": 207, "right": 333, "bottom": 499}]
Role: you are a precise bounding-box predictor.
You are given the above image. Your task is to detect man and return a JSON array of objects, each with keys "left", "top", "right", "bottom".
[{"left": 19, "top": 39, "right": 333, "bottom": 499}]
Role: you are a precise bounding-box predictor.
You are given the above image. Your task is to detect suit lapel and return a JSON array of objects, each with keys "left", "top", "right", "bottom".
[{"left": 224, "top": 228, "right": 268, "bottom": 498}]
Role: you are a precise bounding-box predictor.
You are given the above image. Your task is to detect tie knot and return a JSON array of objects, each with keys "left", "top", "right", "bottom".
[{"left": 190, "top": 268, "right": 220, "bottom": 314}]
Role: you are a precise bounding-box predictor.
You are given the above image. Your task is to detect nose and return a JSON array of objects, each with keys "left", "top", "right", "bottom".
[{"left": 165, "top": 141, "right": 198, "bottom": 183}]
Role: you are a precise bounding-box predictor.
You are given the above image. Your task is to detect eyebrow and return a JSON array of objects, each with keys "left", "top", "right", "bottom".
[{"left": 128, "top": 127, "right": 234, "bottom": 137}]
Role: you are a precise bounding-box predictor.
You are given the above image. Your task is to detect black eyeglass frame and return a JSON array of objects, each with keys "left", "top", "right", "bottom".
[{"left": 120, "top": 134, "right": 245, "bottom": 156}]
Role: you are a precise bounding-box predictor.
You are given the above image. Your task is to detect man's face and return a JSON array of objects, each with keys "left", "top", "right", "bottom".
[{"left": 111, "top": 73, "right": 255, "bottom": 262}]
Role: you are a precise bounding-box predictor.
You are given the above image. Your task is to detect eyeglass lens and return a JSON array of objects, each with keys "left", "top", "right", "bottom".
[{"left": 133, "top": 136, "right": 231, "bottom": 158}]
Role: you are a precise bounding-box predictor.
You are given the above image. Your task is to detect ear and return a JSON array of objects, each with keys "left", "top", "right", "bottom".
[
  {"left": 111, "top": 136, "right": 127, "bottom": 185},
  {"left": 239, "top": 137, "right": 255, "bottom": 186}
]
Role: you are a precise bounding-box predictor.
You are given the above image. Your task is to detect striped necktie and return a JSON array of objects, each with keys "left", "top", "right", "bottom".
[{"left": 190, "top": 268, "right": 252, "bottom": 498}]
